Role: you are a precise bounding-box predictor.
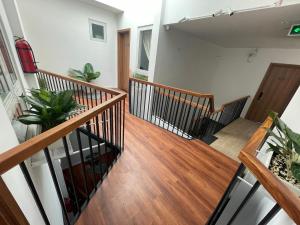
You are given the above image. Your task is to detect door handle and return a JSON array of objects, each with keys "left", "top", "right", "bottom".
[{"left": 257, "top": 91, "right": 263, "bottom": 100}]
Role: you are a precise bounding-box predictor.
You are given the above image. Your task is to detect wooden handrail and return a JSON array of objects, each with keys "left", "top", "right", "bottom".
[
  {"left": 157, "top": 90, "right": 211, "bottom": 112},
  {"left": 129, "top": 77, "right": 214, "bottom": 98},
  {"left": 238, "top": 117, "right": 300, "bottom": 224},
  {"left": 130, "top": 77, "right": 215, "bottom": 112},
  {"left": 38, "top": 69, "right": 122, "bottom": 96},
  {"left": 240, "top": 116, "right": 272, "bottom": 155},
  {"left": 212, "top": 96, "right": 250, "bottom": 114},
  {"left": 0, "top": 93, "right": 126, "bottom": 175}
]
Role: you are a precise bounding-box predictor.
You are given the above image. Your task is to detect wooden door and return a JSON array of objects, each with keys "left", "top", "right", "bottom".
[
  {"left": 118, "top": 29, "right": 130, "bottom": 92},
  {"left": 246, "top": 63, "right": 300, "bottom": 122}
]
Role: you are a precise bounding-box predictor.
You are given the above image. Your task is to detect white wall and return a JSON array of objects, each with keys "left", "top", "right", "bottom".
[
  {"left": 2, "top": 0, "right": 25, "bottom": 38},
  {"left": 154, "top": 28, "right": 220, "bottom": 93},
  {"left": 154, "top": 26, "right": 300, "bottom": 112},
  {"left": 163, "top": 0, "right": 300, "bottom": 25},
  {"left": 16, "top": 0, "right": 118, "bottom": 87}
]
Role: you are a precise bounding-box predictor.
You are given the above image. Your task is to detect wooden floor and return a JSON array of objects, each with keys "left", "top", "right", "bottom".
[{"left": 76, "top": 101, "right": 239, "bottom": 225}]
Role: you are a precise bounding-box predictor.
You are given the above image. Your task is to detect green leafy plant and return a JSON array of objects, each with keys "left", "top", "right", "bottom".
[
  {"left": 69, "top": 63, "right": 101, "bottom": 82},
  {"left": 267, "top": 111, "right": 300, "bottom": 182},
  {"left": 18, "top": 89, "right": 81, "bottom": 131}
]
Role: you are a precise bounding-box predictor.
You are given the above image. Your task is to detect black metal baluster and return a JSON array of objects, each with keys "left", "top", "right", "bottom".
[
  {"left": 80, "top": 85, "right": 86, "bottom": 108},
  {"left": 146, "top": 85, "right": 152, "bottom": 121},
  {"left": 167, "top": 91, "right": 176, "bottom": 131},
  {"left": 76, "top": 129, "right": 89, "bottom": 197},
  {"left": 143, "top": 83, "right": 148, "bottom": 120},
  {"left": 177, "top": 94, "right": 188, "bottom": 136},
  {"left": 86, "top": 122, "right": 98, "bottom": 189},
  {"left": 197, "top": 98, "right": 209, "bottom": 137},
  {"left": 172, "top": 92, "right": 182, "bottom": 133},
  {"left": 154, "top": 87, "right": 161, "bottom": 124},
  {"left": 62, "top": 137, "right": 80, "bottom": 213},
  {"left": 85, "top": 87, "right": 90, "bottom": 110},
  {"left": 158, "top": 88, "right": 167, "bottom": 124},
  {"left": 89, "top": 87, "right": 96, "bottom": 127},
  {"left": 140, "top": 83, "right": 144, "bottom": 119},
  {"left": 138, "top": 82, "right": 142, "bottom": 117},
  {"left": 206, "top": 164, "right": 246, "bottom": 225},
  {"left": 104, "top": 93, "right": 109, "bottom": 144},
  {"left": 162, "top": 89, "right": 171, "bottom": 123},
  {"left": 109, "top": 106, "right": 114, "bottom": 149},
  {"left": 114, "top": 103, "right": 117, "bottom": 147},
  {"left": 75, "top": 84, "right": 81, "bottom": 105},
  {"left": 133, "top": 81, "right": 137, "bottom": 116},
  {"left": 102, "top": 109, "right": 108, "bottom": 173},
  {"left": 187, "top": 97, "right": 200, "bottom": 136},
  {"left": 44, "top": 147, "right": 71, "bottom": 225},
  {"left": 257, "top": 203, "right": 281, "bottom": 225},
  {"left": 227, "top": 181, "right": 260, "bottom": 225},
  {"left": 122, "top": 99, "right": 125, "bottom": 151},
  {"left": 20, "top": 162, "right": 50, "bottom": 225},
  {"left": 183, "top": 96, "right": 194, "bottom": 136},
  {"left": 119, "top": 100, "right": 122, "bottom": 151},
  {"left": 151, "top": 87, "right": 159, "bottom": 123},
  {"left": 129, "top": 80, "right": 132, "bottom": 113},
  {"left": 202, "top": 99, "right": 213, "bottom": 137},
  {"left": 95, "top": 115, "right": 104, "bottom": 181}
]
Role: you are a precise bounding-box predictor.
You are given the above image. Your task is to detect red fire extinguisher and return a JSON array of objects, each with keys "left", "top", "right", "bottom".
[{"left": 15, "top": 38, "right": 37, "bottom": 73}]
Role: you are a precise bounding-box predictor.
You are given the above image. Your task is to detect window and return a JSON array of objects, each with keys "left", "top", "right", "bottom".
[
  {"left": 89, "top": 19, "right": 106, "bottom": 42},
  {"left": 0, "top": 31, "right": 17, "bottom": 85},
  {"left": 138, "top": 28, "right": 152, "bottom": 72},
  {"left": 0, "top": 64, "right": 10, "bottom": 99}
]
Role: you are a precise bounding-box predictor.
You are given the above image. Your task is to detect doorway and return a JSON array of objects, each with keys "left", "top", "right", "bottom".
[
  {"left": 117, "top": 29, "right": 130, "bottom": 92},
  {"left": 246, "top": 63, "right": 300, "bottom": 123}
]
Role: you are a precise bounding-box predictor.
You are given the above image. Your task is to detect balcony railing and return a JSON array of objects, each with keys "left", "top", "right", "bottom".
[{"left": 0, "top": 70, "right": 126, "bottom": 225}]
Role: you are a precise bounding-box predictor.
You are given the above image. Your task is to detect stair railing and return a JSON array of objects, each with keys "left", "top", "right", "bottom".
[
  {"left": 129, "top": 77, "right": 250, "bottom": 141},
  {"left": 206, "top": 117, "right": 300, "bottom": 225},
  {"left": 129, "top": 77, "right": 215, "bottom": 139},
  {"left": 202, "top": 96, "right": 250, "bottom": 137},
  {"left": 0, "top": 70, "right": 126, "bottom": 225}
]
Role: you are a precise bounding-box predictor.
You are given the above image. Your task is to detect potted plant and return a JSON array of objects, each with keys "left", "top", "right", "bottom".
[
  {"left": 18, "top": 88, "right": 82, "bottom": 159},
  {"left": 69, "top": 63, "right": 101, "bottom": 83},
  {"left": 266, "top": 112, "right": 300, "bottom": 194}
]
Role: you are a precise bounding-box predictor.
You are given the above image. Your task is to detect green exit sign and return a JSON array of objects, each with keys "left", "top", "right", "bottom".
[{"left": 288, "top": 24, "right": 300, "bottom": 36}]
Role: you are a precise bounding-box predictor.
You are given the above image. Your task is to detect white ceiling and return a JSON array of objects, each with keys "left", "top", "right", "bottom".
[
  {"left": 172, "top": 4, "right": 300, "bottom": 48},
  {"left": 78, "top": 0, "right": 123, "bottom": 14}
]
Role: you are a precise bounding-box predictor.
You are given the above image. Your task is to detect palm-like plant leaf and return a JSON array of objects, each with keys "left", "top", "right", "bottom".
[
  {"left": 69, "top": 63, "right": 100, "bottom": 82},
  {"left": 19, "top": 88, "right": 81, "bottom": 131}
]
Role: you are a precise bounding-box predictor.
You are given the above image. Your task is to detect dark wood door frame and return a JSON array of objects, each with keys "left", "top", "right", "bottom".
[
  {"left": 246, "top": 63, "right": 300, "bottom": 122},
  {"left": 117, "top": 28, "right": 130, "bottom": 92}
]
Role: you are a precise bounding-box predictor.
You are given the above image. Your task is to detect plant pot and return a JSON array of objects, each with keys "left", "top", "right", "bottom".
[
  {"left": 47, "top": 136, "right": 74, "bottom": 159},
  {"left": 263, "top": 150, "right": 300, "bottom": 196},
  {"left": 29, "top": 126, "right": 74, "bottom": 167}
]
